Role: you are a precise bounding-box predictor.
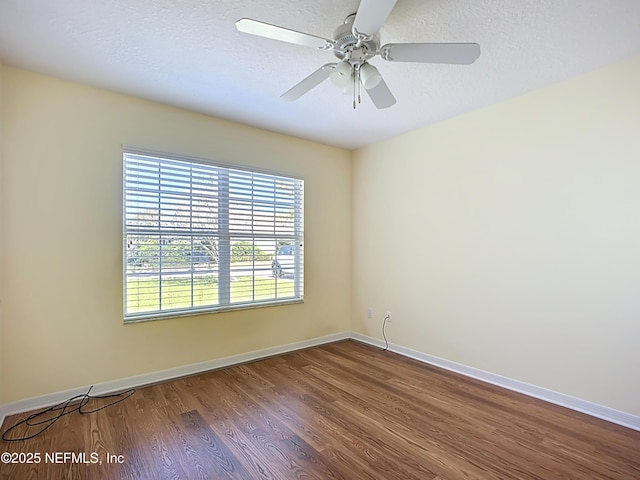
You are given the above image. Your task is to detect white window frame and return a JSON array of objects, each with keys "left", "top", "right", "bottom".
[{"left": 123, "top": 147, "right": 304, "bottom": 322}]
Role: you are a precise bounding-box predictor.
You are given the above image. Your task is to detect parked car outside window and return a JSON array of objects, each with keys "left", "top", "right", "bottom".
[{"left": 272, "top": 245, "right": 295, "bottom": 277}]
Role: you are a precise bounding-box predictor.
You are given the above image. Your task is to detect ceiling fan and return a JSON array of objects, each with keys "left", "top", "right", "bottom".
[{"left": 235, "top": 0, "right": 480, "bottom": 109}]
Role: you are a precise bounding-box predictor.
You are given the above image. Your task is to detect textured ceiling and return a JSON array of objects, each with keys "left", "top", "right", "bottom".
[{"left": 1, "top": 0, "right": 639, "bottom": 150}]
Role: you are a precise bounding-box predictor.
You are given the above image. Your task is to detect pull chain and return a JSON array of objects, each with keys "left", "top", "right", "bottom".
[
  {"left": 358, "top": 67, "right": 361, "bottom": 104},
  {"left": 353, "top": 67, "right": 356, "bottom": 109},
  {"left": 352, "top": 65, "right": 362, "bottom": 109}
]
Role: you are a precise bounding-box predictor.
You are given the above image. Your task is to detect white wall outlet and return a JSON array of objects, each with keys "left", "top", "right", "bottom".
[
  {"left": 386, "top": 311, "right": 392, "bottom": 321},
  {"left": 367, "top": 308, "right": 372, "bottom": 319}
]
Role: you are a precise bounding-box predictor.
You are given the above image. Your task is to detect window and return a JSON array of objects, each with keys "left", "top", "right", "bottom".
[{"left": 123, "top": 149, "right": 304, "bottom": 322}]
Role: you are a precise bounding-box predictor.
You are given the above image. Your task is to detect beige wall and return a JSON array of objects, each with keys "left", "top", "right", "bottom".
[
  {"left": 1, "top": 67, "right": 351, "bottom": 404},
  {"left": 352, "top": 57, "right": 640, "bottom": 416}
]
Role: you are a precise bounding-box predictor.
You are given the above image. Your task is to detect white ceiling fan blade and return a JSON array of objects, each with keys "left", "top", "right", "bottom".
[
  {"left": 281, "top": 64, "right": 335, "bottom": 101},
  {"left": 353, "top": 0, "right": 398, "bottom": 37},
  {"left": 365, "top": 76, "right": 396, "bottom": 109},
  {"left": 382, "top": 43, "right": 481, "bottom": 65},
  {"left": 236, "top": 18, "right": 334, "bottom": 49}
]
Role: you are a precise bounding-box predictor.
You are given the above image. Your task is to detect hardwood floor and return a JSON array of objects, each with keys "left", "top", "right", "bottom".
[{"left": 1, "top": 340, "right": 639, "bottom": 479}]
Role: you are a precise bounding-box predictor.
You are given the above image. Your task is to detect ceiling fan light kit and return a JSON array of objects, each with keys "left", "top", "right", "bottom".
[
  {"left": 360, "top": 63, "right": 382, "bottom": 90},
  {"left": 235, "top": 0, "right": 480, "bottom": 109},
  {"left": 330, "top": 60, "right": 353, "bottom": 88}
]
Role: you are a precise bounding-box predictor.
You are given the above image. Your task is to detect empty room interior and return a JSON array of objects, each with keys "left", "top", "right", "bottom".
[{"left": 1, "top": 0, "right": 639, "bottom": 478}]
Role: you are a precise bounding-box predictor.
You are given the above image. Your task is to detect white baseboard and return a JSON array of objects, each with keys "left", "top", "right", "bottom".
[
  {"left": 350, "top": 332, "right": 640, "bottom": 432},
  {"left": 2, "top": 330, "right": 639, "bottom": 433},
  {"left": 0, "top": 332, "right": 350, "bottom": 427}
]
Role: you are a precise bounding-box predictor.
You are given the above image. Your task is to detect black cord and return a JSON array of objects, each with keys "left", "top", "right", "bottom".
[
  {"left": 382, "top": 314, "right": 390, "bottom": 351},
  {"left": 1, "top": 386, "right": 135, "bottom": 442}
]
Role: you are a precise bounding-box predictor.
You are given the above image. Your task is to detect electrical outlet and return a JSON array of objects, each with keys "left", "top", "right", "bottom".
[
  {"left": 367, "top": 308, "right": 372, "bottom": 319},
  {"left": 386, "top": 311, "right": 392, "bottom": 322}
]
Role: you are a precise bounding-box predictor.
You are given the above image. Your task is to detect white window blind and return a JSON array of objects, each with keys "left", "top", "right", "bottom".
[{"left": 123, "top": 150, "right": 304, "bottom": 321}]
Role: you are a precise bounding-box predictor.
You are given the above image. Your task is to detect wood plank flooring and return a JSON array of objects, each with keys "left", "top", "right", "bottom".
[{"left": 1, "top": 340, "right": 639, "bottom": 479}]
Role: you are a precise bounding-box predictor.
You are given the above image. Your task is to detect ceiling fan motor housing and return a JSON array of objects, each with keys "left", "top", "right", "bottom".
[{"left": 332, "top": 14, "right": 380, "bottom": 61}]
